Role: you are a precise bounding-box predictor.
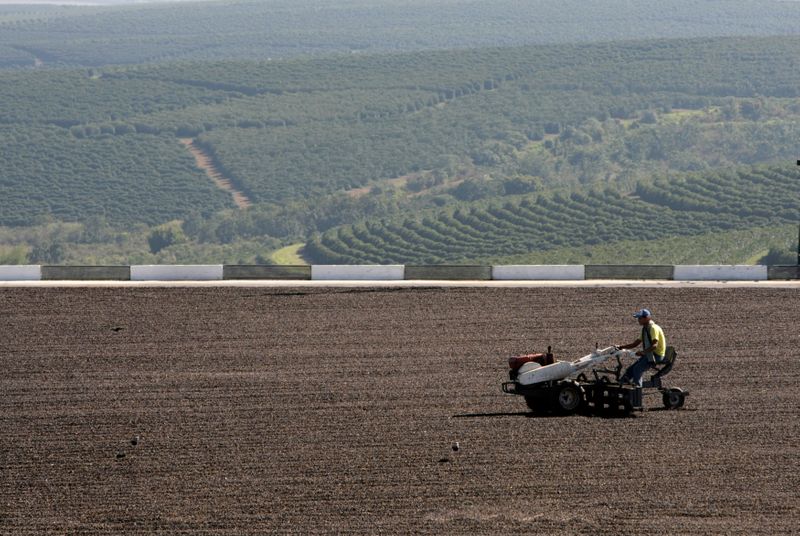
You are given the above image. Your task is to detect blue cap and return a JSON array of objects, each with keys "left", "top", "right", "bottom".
[{"left": 633, "top": 308, "right": 652, "bottom": 318}]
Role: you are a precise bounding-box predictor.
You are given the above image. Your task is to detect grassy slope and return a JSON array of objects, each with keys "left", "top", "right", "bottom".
[{"left": 268, "top": 243, "right": 308, "bottom": 265}]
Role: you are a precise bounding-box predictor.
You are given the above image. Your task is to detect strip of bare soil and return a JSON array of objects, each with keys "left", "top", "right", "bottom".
[{"left": 180, "top": 138, "right": 252, "bottom": 209}]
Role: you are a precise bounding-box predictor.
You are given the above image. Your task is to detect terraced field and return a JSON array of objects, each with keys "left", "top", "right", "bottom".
[
  {"left": 1, "top": 286, "right": 798, "bottom": 534},
  {"left": 305, "top": 165, "right": 800, "bottom": 264}
]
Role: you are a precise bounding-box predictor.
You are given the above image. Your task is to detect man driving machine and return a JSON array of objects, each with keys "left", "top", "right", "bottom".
[{"left": 617, "top": 308, "right": 667, "bottom": 387}]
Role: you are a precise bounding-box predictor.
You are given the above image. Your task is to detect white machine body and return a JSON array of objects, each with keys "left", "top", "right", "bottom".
[{"left": 517, "top": 346, "right": 635, "bottom": 386}]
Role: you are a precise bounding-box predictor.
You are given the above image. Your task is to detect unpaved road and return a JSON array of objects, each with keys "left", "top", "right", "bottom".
[
  {"left": 180, "top": 138, "right": 252, "bottom": 209},
  {"left": 1, "top": 287, "right": 798, "bottom": 534}
]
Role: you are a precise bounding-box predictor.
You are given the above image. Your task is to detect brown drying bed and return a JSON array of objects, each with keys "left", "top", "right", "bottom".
[{"left": 1, "top": 287, "right": 798, "bottom": 534}]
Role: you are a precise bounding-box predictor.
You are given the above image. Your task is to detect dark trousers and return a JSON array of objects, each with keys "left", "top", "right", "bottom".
[{"left": 622, "top": 354, "right": 665, "bottom": 387}]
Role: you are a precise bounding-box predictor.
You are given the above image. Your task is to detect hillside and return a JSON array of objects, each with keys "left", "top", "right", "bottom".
[
  {"left": 304, "top": 164, "right": 800, "bottom": 264},
  {"left": 0, "top": 35, "right": 799, "bottom": 264},
  {"left": 2, "top": 37, "right": 800, "bottom": 230},
  {"left": 2, "top": 0, "right": 800, "bottom": 67}
]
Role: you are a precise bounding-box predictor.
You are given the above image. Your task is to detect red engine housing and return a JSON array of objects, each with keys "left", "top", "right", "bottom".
[{"left": 508, "top": 352, "right": 554, "bottom": 371}]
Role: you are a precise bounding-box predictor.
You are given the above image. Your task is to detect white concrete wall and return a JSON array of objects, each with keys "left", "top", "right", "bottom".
[
  {"left": 311, "top": 265, "right": 404, "bottom": 280},
  {"left": 130, "top": 265, "right": 224, "bottom": 281},
  {"left": 491, "top": 265, "right": 585, "bottom": 280},
  {"left": 673, "top": 265, "right": 768, "bottom": 281},
  {"left": 0, "top": 265, "right": 41, "bottom": 281},
  {"left": 1, "top": 264, "right": 777, "bottom": 282}
]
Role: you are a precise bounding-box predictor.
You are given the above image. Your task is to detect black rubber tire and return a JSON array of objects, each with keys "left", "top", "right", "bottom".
[
  {"left": 524, "top": 394, "right": 545, "bottom": 414},
  {"left": 554, "top": 382, "right": 583, "bottom": 414},
  {"left": 662, "top": 388, "right": 685, "bottom": 409}
]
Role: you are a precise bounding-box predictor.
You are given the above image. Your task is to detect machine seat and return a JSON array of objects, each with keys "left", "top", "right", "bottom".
[{"left": 651, "top": 346, "right": 676, "bottom": 379}]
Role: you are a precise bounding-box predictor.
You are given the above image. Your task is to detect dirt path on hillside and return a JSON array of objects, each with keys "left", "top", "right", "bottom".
[
  {"left": 1, "top": 287, "right": 798, "bottom": 534},
  {"left": 180, "top": 138, "right": 252, "bottom": 209}
]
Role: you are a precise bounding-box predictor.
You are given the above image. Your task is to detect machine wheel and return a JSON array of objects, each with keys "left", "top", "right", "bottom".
[
  {"left": 662, "top": 388, "right": 685, "bottom": 409},
  {"left": 524, "top": 394, "right": 545, "bottom": 414},
  {"left": 554, "top": 382, "right": 583, "bottom": 414}
]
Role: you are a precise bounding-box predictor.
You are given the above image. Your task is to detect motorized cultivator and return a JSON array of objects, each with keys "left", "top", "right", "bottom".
[{"left": 502, "top": 345, "right": 687, "bottom": 416}]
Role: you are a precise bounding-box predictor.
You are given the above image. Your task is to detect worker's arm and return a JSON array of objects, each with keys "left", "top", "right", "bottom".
[
  {"left": 636, "top": 338, "right": 659, "bottom": 357},
  {"left": 618, "top": 339, "right": 641, "bottom": 350}
]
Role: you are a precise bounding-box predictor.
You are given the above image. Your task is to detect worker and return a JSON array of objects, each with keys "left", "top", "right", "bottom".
[{"left": 617, "top": 308, "right": 667, "bottom": 387}]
